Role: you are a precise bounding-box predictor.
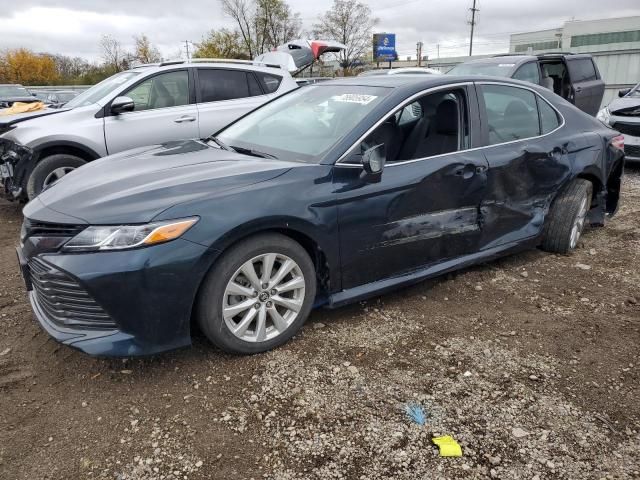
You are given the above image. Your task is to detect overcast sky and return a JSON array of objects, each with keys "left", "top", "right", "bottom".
[{"left": 1, "top": 0, "right": 639, "bottom": 62}]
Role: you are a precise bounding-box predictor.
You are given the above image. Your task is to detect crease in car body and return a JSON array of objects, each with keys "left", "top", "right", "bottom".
[{"left": 371, "top": 206, "right": 480, "bottom": 250}]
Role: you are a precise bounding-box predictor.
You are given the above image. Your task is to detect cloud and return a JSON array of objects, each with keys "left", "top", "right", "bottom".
[{"left": 0, "top": 0, "right": 639, "bottom": 62}]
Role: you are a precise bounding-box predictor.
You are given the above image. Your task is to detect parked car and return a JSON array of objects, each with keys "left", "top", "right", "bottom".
[
  {"left": 359, "top": 67, "right": 441, "bottom": 76},
  {"left": 0, "top": 61, "right": 299, "bottom": 201},
  {"left": 447, "top": 54, "right": 605, "bottom": 116},
  {"left": 0, "top": 84, "right": 39, "bottom": 108},
  {"left": 17, "top": 75, "right": 624, "bottom": 356},
  {"left": 31, "top": 90, "right": 80, "bottom": 107},
  {"left": 597, "top": 82, "right": 640, "bottom": 163}
]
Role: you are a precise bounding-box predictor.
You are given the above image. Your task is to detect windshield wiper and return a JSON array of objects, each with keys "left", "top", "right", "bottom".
[
  {"left": 207, "top": 136, "right": 234, "bottom": 152},
  {"left": 230, "top": 146, "right": 278, "bottom": 159}
]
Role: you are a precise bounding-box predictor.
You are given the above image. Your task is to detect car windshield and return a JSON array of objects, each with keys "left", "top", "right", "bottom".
[
  {"left": 448, "top": 62, "right": 515, "bottom": 77},
  {"left": 64, "top": 71, "right": 140, "bottom": 108},
  {"left": 0, "top": 85, "right": 31, "bottom": 97},
  {"left": 216, "top": 84, "right": 391, "bottom": 162},
  {"left": 56, "top": 92, "right": 77, "bottom": 102}
]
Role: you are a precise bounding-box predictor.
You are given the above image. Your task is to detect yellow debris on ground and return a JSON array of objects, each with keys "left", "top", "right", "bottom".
[
  {"left": 432, "top": 435, "right": 463, "bottom": 457},
  {"left": 0, "top": 101, "right": 45, "bottom": 116}
]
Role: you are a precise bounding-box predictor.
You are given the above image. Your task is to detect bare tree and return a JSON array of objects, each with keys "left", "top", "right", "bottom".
[
  {"left": 220, "top": 0, "right": 257, "bottom": 57},
  {"left": 313, "top": 0, "right": 378, "bottom": 75},
  {"left": 99, "top": 35, "right": 126, "bottom": 73},
  {"left": 219, "top": 0, "right": 302, "bottom": 57},
  {"left": 133, "top": 34, "right": 162, "bottom": 64}
]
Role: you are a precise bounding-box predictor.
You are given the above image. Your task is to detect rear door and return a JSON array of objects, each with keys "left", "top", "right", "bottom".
[
  {"left": 103, "top": 69, "right": 198, "bottom": 154},
  {"left": 195, "top": 68, "right": 282, "bottom": 137},
  {"left": 476, "top": 82, "right": 570, "bottom": 248},
  {"left": 566, "top": 57, "right": 604, "bottom": 115}
]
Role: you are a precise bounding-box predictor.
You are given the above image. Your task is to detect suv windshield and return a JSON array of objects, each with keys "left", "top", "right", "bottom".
[
  {"left": 0, "top": 85, "right": 31, "bottom": 97},
  {"left": 448, "top": 63, "right": 515, "bottom": 77},
  {"left": 216, "top": 85, "right": 390, "bottom": 162},
  {"left": 65, "top": 71, "right": 140, "bottom": 108}
]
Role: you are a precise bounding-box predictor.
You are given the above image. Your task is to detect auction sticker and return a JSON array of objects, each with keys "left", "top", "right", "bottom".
[{"left": 331, "top": 94, "right": 378, "bottom": 105}]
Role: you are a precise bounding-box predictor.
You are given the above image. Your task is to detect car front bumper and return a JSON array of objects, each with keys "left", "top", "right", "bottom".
[{"left": 18, "top": 238, "right": 218, "bottom": 356}]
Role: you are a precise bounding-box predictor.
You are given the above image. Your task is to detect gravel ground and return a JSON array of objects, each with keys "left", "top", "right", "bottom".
[{"left": 0, "top": 168, "right": 639, "bottom": 480}]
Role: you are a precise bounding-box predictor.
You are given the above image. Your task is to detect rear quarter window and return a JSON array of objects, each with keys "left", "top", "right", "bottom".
[
  {"left": 568, "top": 59, "right": 598, "bottom": 82},
  {"left": 537, "top": 97, "right": 561, "bottom": 134},
  {"left": 255, "top": 73, "right": 283, "bottom": 93}
]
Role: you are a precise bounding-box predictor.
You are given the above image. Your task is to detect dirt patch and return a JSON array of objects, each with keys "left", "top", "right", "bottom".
[{"left": 0, "top": 169, "right": 639, "bottom": 479}]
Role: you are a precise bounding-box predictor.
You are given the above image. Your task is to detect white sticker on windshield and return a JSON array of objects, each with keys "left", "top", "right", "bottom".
[
  {"left": 498, "top": 63, "right": 515, "bottom": 67},
  {"left": 331, "top": 94, "right": 378, "bottom": 105}
]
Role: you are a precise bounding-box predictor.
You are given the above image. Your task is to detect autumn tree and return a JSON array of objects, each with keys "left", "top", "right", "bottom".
[
  {"left": 193, "top": 29, "right": 248, "bottom": 59},
  {"left": 0, "top": 49, "right": 59, "bottom": 85},
  {"left": 133, "top": 34, "right": 162, "bottom": 64},
  {"left": 313, "top": 0, "right": 378, "bottom": 75}
]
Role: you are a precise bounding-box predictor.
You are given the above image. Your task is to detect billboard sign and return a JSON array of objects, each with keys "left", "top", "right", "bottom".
[{"left": 373, "top": 33, "right": 397, "bottom": 61}]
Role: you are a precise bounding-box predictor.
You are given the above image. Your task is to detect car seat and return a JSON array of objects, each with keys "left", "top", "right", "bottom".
[{"left": 412, "top": 99, "right": 459, "bottom": 158}]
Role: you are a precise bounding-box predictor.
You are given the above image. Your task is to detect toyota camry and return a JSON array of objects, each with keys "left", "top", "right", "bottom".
[{"left": 17, "top": 75, "right": 625, "bottom": 356}]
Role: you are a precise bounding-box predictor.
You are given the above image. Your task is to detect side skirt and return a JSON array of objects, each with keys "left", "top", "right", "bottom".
[{"left": 327, "top": 236, "right": 541, "bottom": 308}]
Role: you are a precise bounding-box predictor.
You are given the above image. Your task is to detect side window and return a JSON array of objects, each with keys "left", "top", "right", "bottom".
[
  {"left": 513, "top": 62, "right": 541, "bottom": 85},
  {"left": 355, "top": 89, "right": 468, "bottom": 163},
  {"left": 537, "top": 97, "right": 561, "bottom": 134},
  {"left": 198, "top": 69, "right": 251, "bottom": 102},
  {"left": 255, "top": 72, "right": 283, "bottom": 93},
  {"left": 568, "top": 59, "right": 597, "bottom": 82},
  {"left": 123, "top": 70, "right": 189, "bottom": 111},
  {"left": 247, "top": 73, "right": 263, "bottom": 96},
  {"left": 481, "top": 84, "right": 540, "bottom": 145}
]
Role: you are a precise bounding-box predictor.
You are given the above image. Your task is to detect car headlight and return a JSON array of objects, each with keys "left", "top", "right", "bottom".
[
  {"left": 596, "top": 107, "right": 611, "bottom": 125},
  {"left": 62, "top": 217, "right": 198, "bottom": 252}
]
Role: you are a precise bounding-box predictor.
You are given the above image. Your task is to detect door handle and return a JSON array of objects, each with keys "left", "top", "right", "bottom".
[
  {"left": 454, "top": 165, "right": 478, "bottom": 179},
  {"left": 174, "top": 115, "right": 196, "bottom": 123},
  {"left": 575, "top": 86, "right": 583, "bottom": 93}
]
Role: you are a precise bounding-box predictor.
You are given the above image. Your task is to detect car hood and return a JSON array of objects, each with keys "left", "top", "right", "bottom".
[
  {"left": 24, "top": 140, "right": 302, "bottom": 225},
  {"left": 608, "top": 97, "right": 640, "bottom": 116},
  {"left": 0, "top": 106, "right": 70, "bottom": 126}
]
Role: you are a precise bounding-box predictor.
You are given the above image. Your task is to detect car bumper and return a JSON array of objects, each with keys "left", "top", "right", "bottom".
[
  {"left": 622, "top": 134, "right": 640, "bottom": 163},
  {"left": 18, "top": 239, "right": 218, "bottom": 357}
]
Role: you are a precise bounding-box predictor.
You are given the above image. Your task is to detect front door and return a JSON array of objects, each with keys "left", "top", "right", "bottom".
[
  {"left": 335, "top": 86, "right": 489, "bottom": 290},
  {"left": 104, "top": 69, "right": 199, "bottom": 154}
]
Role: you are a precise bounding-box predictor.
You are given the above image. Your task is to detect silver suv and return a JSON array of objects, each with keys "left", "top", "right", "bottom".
[{"left": 0, "top": 60, "right": 298, "bottom": 200}]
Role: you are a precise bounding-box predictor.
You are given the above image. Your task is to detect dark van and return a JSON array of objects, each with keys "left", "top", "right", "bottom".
[{"left": 448, "top": 53, "right": 605, "bottom": 116}]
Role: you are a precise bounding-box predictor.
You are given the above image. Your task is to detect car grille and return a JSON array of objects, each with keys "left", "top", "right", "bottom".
[
  {"left": 29, "top": 256, "right": 116, "bottom": 329},
  {"left": 625, "top": 144, "right": 640, "bottom": 158},
  {"left": 613, "top": 122, "right": 640, "bottom": 137},
  {"left": 22, "top": 218, "right": 85, "bottom": 240}
]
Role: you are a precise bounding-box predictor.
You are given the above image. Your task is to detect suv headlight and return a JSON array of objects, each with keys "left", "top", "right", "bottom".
[
  {"left": 62, "top": 217, "right": 198, "bottom": 252},
  {"left": 596, "top": 107, "right": 611, "bottom": 125}
]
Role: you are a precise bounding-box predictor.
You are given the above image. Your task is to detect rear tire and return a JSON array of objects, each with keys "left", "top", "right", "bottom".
[
  {"left": 27, "top": 154, "right": 87, "bottom": 199},
  {"left": 195, "top": 233, "right": 316, "bottom": 354},
  {"left": 541, "top": 179, "right": 593, "bottom": 254}
]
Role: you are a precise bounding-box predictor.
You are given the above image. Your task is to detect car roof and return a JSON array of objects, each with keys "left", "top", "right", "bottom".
[
  {"left": 128, "top": 60, "right": 288, "bottom": 76},
  {"left": 462, "top": 55, "right": 535, "bottom": 66}
]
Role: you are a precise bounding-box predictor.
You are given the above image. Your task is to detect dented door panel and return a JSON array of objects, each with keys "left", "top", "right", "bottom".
[{"left": 334, "top": 150, "right": 488, "bottom": 290}]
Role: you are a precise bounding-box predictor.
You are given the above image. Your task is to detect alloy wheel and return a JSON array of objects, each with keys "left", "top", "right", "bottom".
[
  {"left": 569, "top": 196, "right": 588, "bottom": 249},
  {"left": 43, "top": 166, "right": 76, "bottom": 188},
  {"left": 222, "top": 253, "right": 306, "bottom": 343}
]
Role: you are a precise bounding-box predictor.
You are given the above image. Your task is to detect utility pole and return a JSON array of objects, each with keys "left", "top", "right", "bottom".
[
  {"left": 416, "top": 41, "right": 423, "bottom": 67},
  {"left": 468, "top": 0, "right": 479, "bottom": 56},
  {"left": 437, "top": 44, "right": 440, "bottom": 59},
  {"left": 184, "top": 40, "right": 191, "bottom": 60}
]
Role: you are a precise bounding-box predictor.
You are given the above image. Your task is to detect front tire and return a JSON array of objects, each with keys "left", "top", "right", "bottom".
[
  {"left": 541, "top": 179, "right": 593, "bottom": 254},
  {"left": 195, "top": 233, "right": 316, "bottom": 354},
  {"left": 27, "top": 154, "right": 87, "bottom": 199}
]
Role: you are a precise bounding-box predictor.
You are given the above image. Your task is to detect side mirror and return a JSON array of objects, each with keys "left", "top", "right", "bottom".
[
  {"left": 111, "top": 96, "right": 135, "bottom": 114},
  {"left": 618, "top": 88, "right": 631, "bottom": 98},
  {"left": 362, "top": 144, "right": 386, "bottom": 175}
]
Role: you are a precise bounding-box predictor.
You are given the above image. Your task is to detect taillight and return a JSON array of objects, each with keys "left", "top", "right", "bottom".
[{"left": 611, "top": 135, "right": 624, "bottom": 151}]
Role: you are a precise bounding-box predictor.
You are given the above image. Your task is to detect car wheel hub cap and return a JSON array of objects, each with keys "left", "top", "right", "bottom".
[
  {"left": 223, "top": 253, "right": 305, "bottom": 343},
  {"left": 43, "top": 166, "right": 76, "bottom": 187}
]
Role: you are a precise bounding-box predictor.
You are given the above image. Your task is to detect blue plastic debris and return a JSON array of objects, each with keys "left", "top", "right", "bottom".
[{"left": 404, "top": 403, "right": 427, "bottom": 426}]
